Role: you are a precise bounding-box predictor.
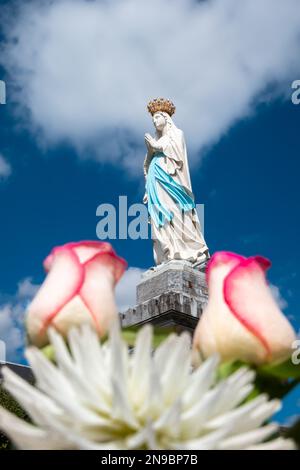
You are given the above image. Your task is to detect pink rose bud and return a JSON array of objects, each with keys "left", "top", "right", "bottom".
[
  {"left": 193, "top": 252, "right": 296, "bottom": 365},
  {"left": 26, "top": 241, "right": 127, "bottom": 347}
]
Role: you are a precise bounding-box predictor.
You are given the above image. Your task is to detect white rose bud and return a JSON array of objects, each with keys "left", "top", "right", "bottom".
[
  {"left": 26, "top": 241, "right": 127, "bottom": 347},
  {"left": 194, "top": 252, "right": 296, "bottom": 365}
]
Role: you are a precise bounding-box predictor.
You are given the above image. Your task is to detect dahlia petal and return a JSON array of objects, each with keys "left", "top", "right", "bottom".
[
  {"left": 67, "top": 326, "right": 110, "bottom": 397},
  {"left": 211, "top": 383, "right": 253, "bottom": 417},
  {"left": 130, "top": 325, "right": 153, "bottom": 405},
  {"left": 26, "top": 348, "right": 76, "bottom": 402},
  {"left": 227, "top": 366, "right": 256, "bottom": 386},
  {"left": 111, "top": 378, "right": 138, "bottom": 429},
  {"left": 0, "top": 407, "right": 68, "bottom": 450},
  {"left": 207, "top": 395, "right": 281, "bottom": 434},
  {"left": 126, "top": 425, "right": 156, "bottom": 450},
  {"left": 181, "top": 382, "right": 226, "bottom": 437},
  {"left": 160, "top": 333, "right": 191, "bottom": 404},
  {"left": 182, "top": 354, "right": 219, "bottom": 409},
  {"left": 210, "top": 368, "right": 255, "bottom": 415},
  {"left": 205, "top": 394, "right": 268, "bottom": 430},
  {"left": 0, "top": 325, "right": 294, "bottom": 450},
  {"left": 218, "top": 423, "right": 279, "bottom": 450},
  {"left": 68, "top": 325, "right": 102, "bottom": 370},
  {"left": 177, "top": 427, "right": 231, "bottom": 450},
  {"left": 27, "top": 347, "right": 115, "bottom": 432},
  {"left": 73, "top": 439, "right": 126, "bottom": 450},
  {"left": 2, "top": 367, "right": 61, "bottom": 427},
  {"left": 47, "top": 328, "right": 110, "bottom": 414},
  {"left": 153, "top": 399, "right": 181, "bottom": 438},
  {"left": 147, "top": 362, "right": 163, "bottom": 416},
  {"left": 22, "top": 390, "right": 116, "bottom": 446},
  {"left": 249, "top": 399, "right": 282, "bottom": 429},
  {"left": 110, "top": 323, "right": 137, "bottom": 428},
  {"left": 154, "top": 334, "right": 179, "bottom": 375},
  {"left": 134, "top": 331, "right": 163, "bottom": 420},
  {"left": 47, "top": 327, "right": 74, "bottom": 369}
]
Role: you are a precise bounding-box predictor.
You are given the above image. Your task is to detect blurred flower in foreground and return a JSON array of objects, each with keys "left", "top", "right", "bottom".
[
  {"left": 0, "top": 325, "right": 295, "bottom": 450},
  {"left": 194, "top": 252, "right": 296, "bottom": 365},
  {"left": 26, "top": 241, "right": 127, "bottom": 347}
]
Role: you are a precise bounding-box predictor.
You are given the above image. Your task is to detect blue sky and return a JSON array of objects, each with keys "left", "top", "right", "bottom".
[{"left": 0, "top": 0, "right": 299, "bottom": 424}]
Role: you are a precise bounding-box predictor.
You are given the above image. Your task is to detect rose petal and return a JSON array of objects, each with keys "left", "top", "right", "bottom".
[
  {"left": 224, "top": 256, "right": 296, "bottom": 363},
  {"left": 79, "top": 254, "right": 120, "bottom": 335},
  {"left": 27, "top": 247, "right": 84, "bottom": 346},
  {"left": 206, "top": 252, "right": 245, "bottom": 283},
  {"left": 66, "top": 241, "right": 115, "bottom": 264}
]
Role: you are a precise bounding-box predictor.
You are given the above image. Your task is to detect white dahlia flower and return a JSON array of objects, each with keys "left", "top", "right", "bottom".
[{"left": 0, "top": 324, "right": 295, "bottom": 450}]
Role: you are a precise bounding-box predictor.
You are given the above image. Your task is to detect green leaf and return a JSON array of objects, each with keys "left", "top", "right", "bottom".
[
  {"left": 217, "top": 360, "right": 246, "bottom": 380},
  {"left": 254, "top": 359, "right": 300, "bottom": 399},
  {"left": 152, "top": 327, "right": 176, "bottom": 348},
  {"left": 120, "top": 327, "right": 139, "bottom": 347},
  {"left": 258, "top": 358, "right": 300, "bottom": 380},
  {"left": 41, "top": 344, "right": 55, "bottom": 362},
  {"left": 121, "top": 326, "right": 176, "bottom": 349}
]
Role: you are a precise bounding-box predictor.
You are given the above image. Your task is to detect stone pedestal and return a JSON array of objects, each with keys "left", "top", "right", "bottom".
[{"left": 120, "top": 260, "right": 208, "bottom": 334}]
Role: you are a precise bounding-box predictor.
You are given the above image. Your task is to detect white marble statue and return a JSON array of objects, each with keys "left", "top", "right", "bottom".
[{"left": 143, "top": 98, "right": 209, "bottom": 267}]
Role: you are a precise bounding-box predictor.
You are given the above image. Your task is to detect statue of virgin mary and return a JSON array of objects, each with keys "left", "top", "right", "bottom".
[{"left": 143, "top": 98, "right": 209, "bottom": 267}]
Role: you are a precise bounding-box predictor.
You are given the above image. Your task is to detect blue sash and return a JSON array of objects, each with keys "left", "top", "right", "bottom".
[{"left": 146, "top": 152, "right": 195, "bottom": 228}]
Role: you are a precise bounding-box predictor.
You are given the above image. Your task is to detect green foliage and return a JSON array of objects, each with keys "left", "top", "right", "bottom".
[
  {"left": 0, "top": 386, "right": 27, "bottom": 419},
  {"left": 42, "top": 343, "right": 55, "bottom": 362},
  {"left": 121, "top": 326, "right": 176, "bottom": 348},
  {"left": 259, "top": 359, "right": 300, "bottom": 380},
  {"left": 285, "top": 418, "right": 300, "bottom": 448},
  {"left": 217, "top": 360, "right": 245, "bottom": 380},
  {"left": 255, "top": 359, "right": 300, "bottom": 400}
]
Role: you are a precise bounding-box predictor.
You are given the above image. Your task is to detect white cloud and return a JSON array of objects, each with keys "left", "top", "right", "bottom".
[
  {"left": 0, "top": 278, "right": 38, "bottom": 363},
  {"left": 17, "top": 277, "right": 40, "bottom": 299},
  {"left": 0, "top": 154, "right": 11, "bottom": 179},
  {"left": 0, "top": 304, "right": 24, "bottom": 363},
  {"left": 270, "top": 284, "right": 288, "bottom": 310},
  {"left": 116, "top": 267, "right": 145, "bottom": 312},
  {"left": 2, "top": 0, "right": 300, "bottom": 173}
]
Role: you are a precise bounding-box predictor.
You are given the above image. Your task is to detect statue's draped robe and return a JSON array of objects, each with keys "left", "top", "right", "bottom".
[{"left": 144, "top": 127, "right": 208, "bottom": 265}]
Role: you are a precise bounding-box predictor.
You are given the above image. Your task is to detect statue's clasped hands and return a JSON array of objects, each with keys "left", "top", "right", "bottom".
[{"left": 145, "top": 133, "right": 156, "bottom": 151}]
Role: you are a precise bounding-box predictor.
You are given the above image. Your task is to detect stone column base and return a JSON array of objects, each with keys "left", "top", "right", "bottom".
[{"left": 120, "top": 260, "right": 208, "bottom": 333}]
